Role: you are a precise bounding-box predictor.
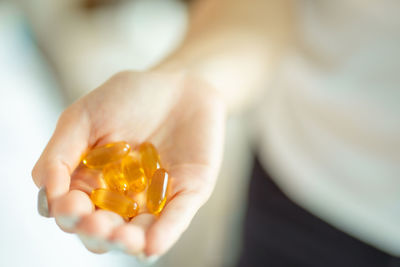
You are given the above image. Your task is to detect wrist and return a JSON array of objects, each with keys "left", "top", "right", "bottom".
[
  {"left": 151, "top": 62, "right": 228, "bottom": 117},
  {"left": 109, "top": 69, "right": 227, "bottom": 120}
]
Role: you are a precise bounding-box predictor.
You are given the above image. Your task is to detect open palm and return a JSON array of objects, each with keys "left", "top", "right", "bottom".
[{"left": 32, "top": 71, "right": 226, "bottom": 257}]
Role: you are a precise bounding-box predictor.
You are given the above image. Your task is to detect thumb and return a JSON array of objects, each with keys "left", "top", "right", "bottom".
[{"left": 32, "top": 106, "right": 90, "bottom": 216}]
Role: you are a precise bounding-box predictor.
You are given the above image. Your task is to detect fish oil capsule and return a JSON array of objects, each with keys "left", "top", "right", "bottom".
[
  {"left": 122, "top": 155, "right": 147, "bottom": 193},
  {"left": 139, "top": 142, "right": 161, "bottom": 179},
  {"left": 91, "top": 188, "right": 139, "bottom": 218},
  {"left": 146, "top": 169, "right": 169, "bottom": 214},
  {"left": 82, "top": 141, "right": 130, "bottom": 169},
  {"left": 103, "top": 162, "right": 128, "bottom": 193}
]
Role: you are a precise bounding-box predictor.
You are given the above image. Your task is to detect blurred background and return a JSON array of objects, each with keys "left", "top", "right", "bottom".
[{"left": 0, "top": 0, "right": 253, "bottom": 266}]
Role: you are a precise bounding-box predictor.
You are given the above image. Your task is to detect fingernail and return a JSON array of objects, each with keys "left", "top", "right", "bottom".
[
  {"left": 137, "top": 253, "right": 146, "bottom": 262},
  {"left": 107, "top": 242, "right": 127, "bottom": 253},
  {"left": 38, "top": 186, "right": 50, "bottom": 217},
  {"left": 78, "top": 234, "right": 110, "bottom": 251},
  {"left": 137, "top": 253, "right": 160, "bottom": 265},
  {"left": 145, "top": 255, "right": 160, "bottom": 264},
  {"left": 56, "top": 215, "right": 79, "bottom": 231}
]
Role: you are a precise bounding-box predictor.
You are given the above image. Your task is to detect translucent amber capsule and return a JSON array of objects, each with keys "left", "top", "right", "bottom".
[
  {"left": 91, "top": 188, "right": 139, "bottom": 218},
  {"left": 82, "top": 141, "right": 131, "bottom": 169},
  {"left": 122, "top": 155, "right": 147, "bottom": 193},
  {"left": 103, "top": 162, "right": 128, "bottom": 193},
  {"left": 139, "top": 142, "right": 161, "bottom": 179},
  {"left": 146, "top": 169, "right": 169, "bottom": 214}
]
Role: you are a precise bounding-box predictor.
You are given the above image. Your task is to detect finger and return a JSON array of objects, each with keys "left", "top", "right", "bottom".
[
  {"left": 52, "top": 190, "right": 94, "bottom": 233},
  {"left": 76, "top": 210, "right": 125, "bottom": 254},
  {"left": 144, "top": 192, "right": 204, "bottom": 256},
  {"left": 78, "top": 234, "right": 109, "bottom": 255},
  {"left": 110, "top": 213, "right": 156, "bottom": 255},
  {"left": 32, "top": 106, "right": 90, "bottom": 215},
  {"left": 69, "top": 165, "right": 105, "bottom": 194}
]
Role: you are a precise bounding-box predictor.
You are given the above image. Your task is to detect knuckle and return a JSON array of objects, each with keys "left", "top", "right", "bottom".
[
  {"left": 31, "top": 163, "right": 42, "bottom": 186},
  {"left": 58, "top": 107, "right": 74, "bottom": 125},
  {"left": 109, "top": 71, "right": 134, "bottom": 83}
]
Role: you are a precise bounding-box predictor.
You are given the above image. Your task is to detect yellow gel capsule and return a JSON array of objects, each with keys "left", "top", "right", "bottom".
[
  {"left": 139, "top": 142, "right": 161, "bottom": 179},
  {"left": 90, "top": 188, "right": 139, "bottom": 218},
  {"left": 103, "top": 162, "right": 128, "bottom": 193},
  {"left": 146, "top": 169, "right": 169, "bottom": 215},
  {"left": 122, "top": 155, "right": 147, "bottom": 193},
  {"left": 82, "top": 141, "right": 131, "bottom": 169}
]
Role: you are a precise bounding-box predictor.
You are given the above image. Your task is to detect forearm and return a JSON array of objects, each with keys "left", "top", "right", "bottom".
[{"left": 155, "top": 0, "right": 293, "bottom": 113}]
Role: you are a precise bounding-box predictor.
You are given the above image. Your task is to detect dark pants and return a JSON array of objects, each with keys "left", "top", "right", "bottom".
[{"left": 237, "top": 158, "right": 400, "bottom": 267}]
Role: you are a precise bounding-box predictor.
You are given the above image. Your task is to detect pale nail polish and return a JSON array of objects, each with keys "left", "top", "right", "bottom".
[
  {"left": 37, "top": 186, "right": 50, "bottom": 217},
  {"left": 107, "top": 242, "right": 127, "bottom": 253},
  {"left": 136, "top": 253, "right": 146, "bottom": 262},
  {"left": 145, "top": 255, "right": 160, "bottom": 264},
  {"left": 56, "top": 216, "right": 79, "bottom": 230},
  {"left": 79, "top": 234, "right": 110, "bottom": 251},
  {"left": 136, "top": 253, "right": 160, "bottom": 265}
]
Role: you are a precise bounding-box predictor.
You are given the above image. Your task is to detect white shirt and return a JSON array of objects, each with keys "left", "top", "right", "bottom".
[{"left": 258, "top": 0, "right": 400, "bottom": 255}]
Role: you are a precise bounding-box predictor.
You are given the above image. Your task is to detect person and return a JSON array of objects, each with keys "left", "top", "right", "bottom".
[{"left": 32, "top": 0, "right": 400, "bottom": 266}]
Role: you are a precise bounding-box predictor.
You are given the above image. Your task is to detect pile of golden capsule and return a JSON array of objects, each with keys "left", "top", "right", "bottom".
[{"left": 81, "top": 141, "right": 169, "bottom": 220}]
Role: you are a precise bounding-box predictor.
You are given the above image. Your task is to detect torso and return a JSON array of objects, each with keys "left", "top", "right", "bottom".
[{"left": 257, "top": 0, "right": 400, "bottom": 255}]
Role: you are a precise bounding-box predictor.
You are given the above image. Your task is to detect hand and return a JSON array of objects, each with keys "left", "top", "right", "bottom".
[{"left": 32, "top": 71, "right": 226, "bottom": 257}]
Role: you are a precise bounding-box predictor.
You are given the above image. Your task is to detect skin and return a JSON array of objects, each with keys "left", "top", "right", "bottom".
[
  {"left": 31, "top": 0, "right": 292, "bottom": 258},
  {"left": 32, "top": 71, "right": 226, "bottom": 256}
]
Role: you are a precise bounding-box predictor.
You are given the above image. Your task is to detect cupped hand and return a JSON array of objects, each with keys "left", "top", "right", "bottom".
[{"left": 32, "top": 71, "right": 226, "bottom": 257}]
